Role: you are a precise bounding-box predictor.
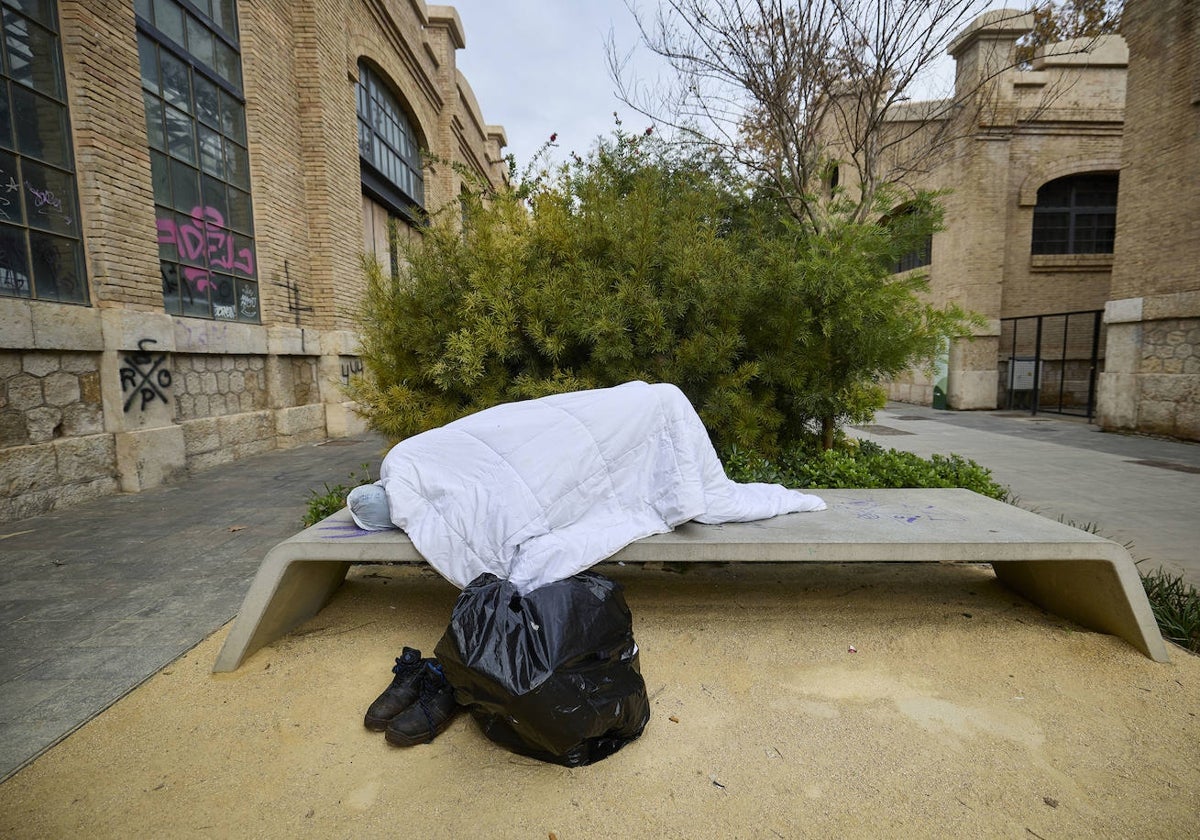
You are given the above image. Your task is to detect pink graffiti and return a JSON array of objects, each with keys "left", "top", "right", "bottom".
[{"left": 156, "top": 206, "right": 255, "bottom": 291}]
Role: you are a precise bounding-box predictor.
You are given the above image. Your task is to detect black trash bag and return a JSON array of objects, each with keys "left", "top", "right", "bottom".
[{"left": 434, "top": 571, "right": 650, "bottom": 767}]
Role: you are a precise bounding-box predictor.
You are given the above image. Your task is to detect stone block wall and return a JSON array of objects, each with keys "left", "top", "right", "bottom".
[{"left": 0, "top": 349, "right": 117, "bottom": 520}]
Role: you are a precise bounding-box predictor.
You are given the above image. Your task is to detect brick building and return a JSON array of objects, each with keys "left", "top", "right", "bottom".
[
  {"left": 854, "top": 9, "right": 1127, "bottom": 416},
  {"left": 1097, "top": 0, "right": 1199, "bottom": 441},
  {"left": 867, "top": 3, "right": 1197, "bottom": 442},
  {"left": 0, "top": 0, "right": 507, "bottom": 522}
]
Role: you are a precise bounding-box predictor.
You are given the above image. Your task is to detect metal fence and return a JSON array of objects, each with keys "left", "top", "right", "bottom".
[{"left": 998, "top": 310, "right": 1105, "bottom": 419}]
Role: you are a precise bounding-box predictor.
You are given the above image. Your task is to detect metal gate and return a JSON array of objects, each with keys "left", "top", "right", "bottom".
[{"left": 998, "top": 310, "right": 1105, "bottom": 419}]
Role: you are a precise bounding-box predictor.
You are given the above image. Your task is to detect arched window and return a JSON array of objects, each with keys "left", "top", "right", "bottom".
[
  {"left": 1031, "top": 173, "right": 1118, "bottom": 255},
  {"left": 357, "top": 62, "right": 424, "bottom": 223}
]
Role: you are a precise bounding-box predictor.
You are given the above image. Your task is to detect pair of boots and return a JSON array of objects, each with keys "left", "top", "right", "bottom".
[{"left": 363, "top": 647, "right": 459, "bottom": 746}]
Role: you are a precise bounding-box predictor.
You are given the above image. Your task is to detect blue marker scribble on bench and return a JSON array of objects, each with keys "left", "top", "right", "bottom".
[
  {"left": 842, "top": 499, "right": 968, "bottom": 524},
  {"left": 318, "top": 523, "right": 372, "bottom": 539}
]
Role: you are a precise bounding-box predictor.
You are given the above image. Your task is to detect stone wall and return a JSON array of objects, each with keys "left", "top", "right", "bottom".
[{"left": 0, "top": 349, "right": 117, "bottom": 520}]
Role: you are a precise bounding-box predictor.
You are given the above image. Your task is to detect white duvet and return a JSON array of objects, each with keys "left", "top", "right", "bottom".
[{"left": 377, "top": 381, "right": 825, "bottom": 593}]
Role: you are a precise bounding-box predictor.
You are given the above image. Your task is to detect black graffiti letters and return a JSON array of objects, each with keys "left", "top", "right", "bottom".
[
  {"left": 340, "top": 357, "right": 363, "bottom": 384},
  {"left": 120, "top": 338, "right": 172, "bottom": 412}
]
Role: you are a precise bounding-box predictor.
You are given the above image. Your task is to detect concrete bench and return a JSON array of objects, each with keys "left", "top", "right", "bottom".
[{"left": 212, "top": 488, "right": 1169, "bottom": 672}]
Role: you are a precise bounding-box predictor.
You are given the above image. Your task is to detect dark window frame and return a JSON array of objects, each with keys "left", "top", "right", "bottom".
[
  {"left": 1031, "top": 172, "right": 1119, "bottom": 255},
  {"left": 136, "top": 0, "right": 259, "bottom": 323},
  {"left": 884, "top": 204, "right": 933, "bottom": 274},
  {"left": 356, "top": 61, "right": 424, "bottom": 225},
  {"left": 0, "top": 0, "right": 88, "bottom": 305}
]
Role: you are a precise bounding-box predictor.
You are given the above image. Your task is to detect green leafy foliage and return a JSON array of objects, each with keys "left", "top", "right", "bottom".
[
  {"left": 1139, "top": 566, "right": 1200, "bottom": 655},
  {"left": 301, "top": 465, "right": 373, "bottom": 528},
  {"left": 348, "top": 127, "right": 978, "bottom": 452},
  {"left": 721, "top": 439, "right": 1009, "bottom": 500}
]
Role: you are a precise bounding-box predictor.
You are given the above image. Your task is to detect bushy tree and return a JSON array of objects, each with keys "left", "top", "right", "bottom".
[
  {"left": 349, "top": 129, "right": 776, "bottom": 449},
  {"left": 745, "top": 189, "right": 978, "bottom": 448},
  {"left": 348, "top": 128, "right": 976, "bottom": 452}
]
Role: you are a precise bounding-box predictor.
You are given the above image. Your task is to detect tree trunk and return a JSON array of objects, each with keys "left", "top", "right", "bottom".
[{"left": 821, "top": 416, "right": 836, "bottom": 450}]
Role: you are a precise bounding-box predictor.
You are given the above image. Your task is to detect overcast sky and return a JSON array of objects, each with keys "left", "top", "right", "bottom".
[
  {"left": 449, "top": 1, "right": 653, "bottom": 172},
  {"left": 447, "top": 1, "right": 1008, "bottom": 174}
]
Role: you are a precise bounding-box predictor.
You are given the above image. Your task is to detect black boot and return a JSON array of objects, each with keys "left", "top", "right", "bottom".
[
  {"left": 364, "top": 647, "right": 427, "bottom": 731},
  {"left": 384, "top": 661, "right": 459, "bottom": 746}
]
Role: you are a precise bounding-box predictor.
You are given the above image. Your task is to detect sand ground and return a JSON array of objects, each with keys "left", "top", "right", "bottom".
[{"left": 1, "top": 562, "right": 1197, "bottom": 839}]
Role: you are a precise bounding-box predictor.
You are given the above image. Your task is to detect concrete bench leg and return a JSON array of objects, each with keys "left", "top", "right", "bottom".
[
  {"left": 213, "top": 558, "right": 353, "bottom": 673},
  {"left": 992, "top": 556, "right": 1169, "bottom": 662}
]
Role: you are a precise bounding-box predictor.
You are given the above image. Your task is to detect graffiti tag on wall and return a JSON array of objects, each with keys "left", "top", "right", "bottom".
[
  {"left": 156, "top": 205, "right": 255, "bottom": 292},
  {"left": 340, "top": 357, "right": 364, "bottom": 385},
  {"left": 120, "top": 338, "right": 172, "bottom": 412}
]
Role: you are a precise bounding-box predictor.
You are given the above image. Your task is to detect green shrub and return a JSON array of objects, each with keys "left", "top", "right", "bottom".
[
  {"left": 1139, "top": 566, "right": 1200, "bottom": 654},
  {"left": 347, "top": 128, "right": 978, "bottom": 453},
  {"left": 721, "top": 438, "right": 1008, "bottom": 500},
  {"left": 301, "top": 465, "right": 374, "bottom": 527}
]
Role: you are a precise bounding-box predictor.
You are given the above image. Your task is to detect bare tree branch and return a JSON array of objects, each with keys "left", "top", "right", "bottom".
[{"left": 608, "top": 1, "right": 1123, "bottom": 230}]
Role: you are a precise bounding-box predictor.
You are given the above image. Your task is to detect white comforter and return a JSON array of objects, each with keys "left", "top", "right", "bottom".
[{"left": 379, "top": 381, "right": 825, "bottom": 593}]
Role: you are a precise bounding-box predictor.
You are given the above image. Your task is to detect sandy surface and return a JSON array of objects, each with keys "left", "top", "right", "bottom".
[{"left": 1, "top": 562, "right": 1198, "bottom": 839}]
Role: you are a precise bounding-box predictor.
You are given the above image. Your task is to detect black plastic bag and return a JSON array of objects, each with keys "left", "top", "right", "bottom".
[{"left": 434, "top": 571, "right": 650, "bottom": 767}]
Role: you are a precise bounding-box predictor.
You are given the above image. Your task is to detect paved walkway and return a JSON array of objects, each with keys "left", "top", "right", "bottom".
[
  {"left": 1, "top": 406, "right": 1197, "bottom": 781},
  {"left": 0, "top": 432, "right": 389, "bottom": 782}
]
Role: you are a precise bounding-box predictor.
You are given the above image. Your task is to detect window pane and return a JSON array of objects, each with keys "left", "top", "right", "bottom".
[
  {"left": 0, "top": 93, "right": 11, "bottom": 149},
  {"left": 154, "top": 208, "right": 175, "bottom": 260},
  {"left": 213, "top": 38, "right": 240, "bottom": 87},
  {"left": 21, "top": 158, "right": 76, "bottom": 236},
  {"left": 180, "top": 266, "right": 211, "bottom": 317},
  {"left": 210, "top": 272, "right": 236, "bottom": 319},
  {"left": 159, "top": 50, "right": 190, "bottom": 111},
  {"left": 231, "top": 233, "right": 253, "bottom": 277},
  {"left": 1037, "top": 181, "right": 1071, "bottom": 207},
  {"left": 0, "top": 221, "right": 31, "bottom": 297},
  {"left": 153, "top": 0, "right": 185, "bottom": 46},
  {"left": 213, "top": 0, "right": 237, "bottom": 40},
  {"left": 224, "top": 139, "right": 248, "bottom": 188},
  {"left": 226, "top": 186, "right": 251, "bottom": 233},
  {"left": 163, "top": 103, "right": 195, "bottom": 163},
  {"left": 143, "top": 92, "right": 165, "bottom": 150},
  {"left": 235, "top": 278, "right": 258, "bottom": 322},
  {"left": 186, "top": 15, "right": 214, "bottom": 67},
  {"left": 137, "top": 33, "right": 160, "bottom": 94},
  {"left": 201, "top": 173, "right": 226, "bottom": 220},
  {"left": 149, "top": 149, "right": 171, "bottom": 204},
  {"left": 203, "top": 218, "right": 231, "bottom": 270},
  {"left": 134, "top": 0, "right": 152, "bottom": 22},
  {"left": 4, "top": 0, "right": 55, "bottom": 29},
  {"left": 167, "top": 210, "right": 205, "bottom": 266},
  {"left": 11, "top": 85, "right": 68, "bottom": 167},
  {"left": 160, "top": 260, "right": 183, "bottom": 314},
  {"left": 5, "top": 13, "right": 63, "bottom": 99},
  {"left": 219, "top": 89, "right": 245, "bottom": 143},
  {"left": 193, "top": 74, "right": 219, "bottom": 127},
  {"left": 197, "top": 122, "right": 222, "bottom": 176},
  {"left": 357, "top": 119, "right": 371, "bottom": 158},
  {"left": 0, "top": 150, "right": 24, "bottom": 224},
  {"left": 29, "top": 228, "right": 84, "bottom": 302},
  {"left": 169, "top": 157, "right": 199, "bottom": 211}
]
